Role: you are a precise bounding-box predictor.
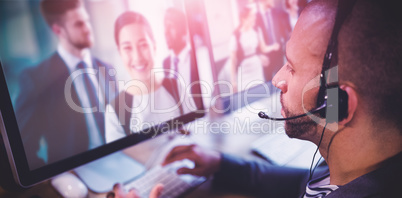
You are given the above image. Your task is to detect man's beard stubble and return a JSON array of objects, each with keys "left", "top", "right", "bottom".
[
  {"left": 66, "top": 29, "right": 93, "bottom": 50},
  {"left": 71, "top": 36, "right": 92, "bottom": 50},
  {"left": 281, "top": 93, "right": 318, "bottom": 139}
]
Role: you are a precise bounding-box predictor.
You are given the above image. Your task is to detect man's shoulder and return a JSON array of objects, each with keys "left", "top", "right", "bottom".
[
  {"left": 15, "top": 52, "right": 65, "bottom": 113},
  {"left": 328, "top": 152, "right": 402, "bottom": 197},
  {"left": 21, "top": 52, "right": 63, "bottom": 81},
  {"left": 33, "top": 52, "right": 63, "bottom": 70}
]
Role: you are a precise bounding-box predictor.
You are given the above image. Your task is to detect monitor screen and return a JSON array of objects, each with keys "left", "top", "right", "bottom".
[
  {"left": 201, "top": 0, "right": 292, "bottom": 112},
  {"left": 0, "top": 0, "right": 205, "bottom": 187}
]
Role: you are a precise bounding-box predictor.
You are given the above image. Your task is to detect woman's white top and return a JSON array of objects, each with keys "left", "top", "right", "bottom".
[{"left": 105, "top": 86, "right": 180, "bottom": 143}]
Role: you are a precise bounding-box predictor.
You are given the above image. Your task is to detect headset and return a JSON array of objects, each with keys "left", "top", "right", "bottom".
[{"left": 258, "top": 0, "right": 358, "bottom": 123}]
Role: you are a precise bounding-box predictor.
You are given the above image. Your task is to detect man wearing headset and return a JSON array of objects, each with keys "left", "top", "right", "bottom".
[{"left": 114, "top": 0, "right": 401, "bottom": 197}]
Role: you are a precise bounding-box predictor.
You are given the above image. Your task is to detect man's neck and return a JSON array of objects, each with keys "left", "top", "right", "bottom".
[
  {"left": 317, "top": 123, "right": 402, "bottom": 186},
  {"left": 172, "top": 44, "right": 186, "bottom": 57},
  {"left": 60, "top": 40, "right": 88, "bottom": 59}
]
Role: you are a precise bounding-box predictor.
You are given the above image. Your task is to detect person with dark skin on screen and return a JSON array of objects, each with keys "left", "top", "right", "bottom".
[
  {"left": 113, "top": 0, "right": 402, "bottom": 197},
  {"left": 162, "top": 7, "right": 203, "bottom": 114}
]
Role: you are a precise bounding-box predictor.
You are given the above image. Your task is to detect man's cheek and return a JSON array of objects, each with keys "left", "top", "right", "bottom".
[{"left": 301, "top": 89, "right": 318, "bottom": 110}]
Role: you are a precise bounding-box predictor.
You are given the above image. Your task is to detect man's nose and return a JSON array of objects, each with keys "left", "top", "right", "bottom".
[
  {"left": 272, "top": 66, "right": 288, "bottom": 93},
  {"left": 131, "top": 48, "right": 143, "bottom": 64},
  {"left": 83, "top": 21, "right": 90, "bottom": 30}
]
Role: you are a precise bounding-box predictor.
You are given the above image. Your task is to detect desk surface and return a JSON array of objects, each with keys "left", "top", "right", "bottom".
[{"left": 0, "top": 93, "right": 281, "bottom": 198}]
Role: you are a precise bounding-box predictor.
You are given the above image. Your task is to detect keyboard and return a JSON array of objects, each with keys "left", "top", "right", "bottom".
[{"left": 124, "top": 159, "right": 206, "bottom": 198}]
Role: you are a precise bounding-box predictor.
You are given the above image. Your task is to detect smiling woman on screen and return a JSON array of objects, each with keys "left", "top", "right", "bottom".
[{"left": 105, "top": 11, "right": 181, "bottom": 143}]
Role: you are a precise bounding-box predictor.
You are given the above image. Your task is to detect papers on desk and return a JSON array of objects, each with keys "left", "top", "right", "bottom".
[{"left": 251, "top": 133, "right": 321, "bottom": 169}]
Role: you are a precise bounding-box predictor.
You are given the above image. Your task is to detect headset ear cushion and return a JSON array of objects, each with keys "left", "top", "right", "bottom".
[
  {"left": 318, "top": 87, "right": 349, "bottom": 122},
  {"left": 338, "top": 88, "right": 349, "bottom": 121}
]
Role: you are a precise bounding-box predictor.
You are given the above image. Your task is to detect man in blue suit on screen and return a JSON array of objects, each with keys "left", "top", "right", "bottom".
[{"left": 15, "top": 0, "right": 116, "bottom": 169}]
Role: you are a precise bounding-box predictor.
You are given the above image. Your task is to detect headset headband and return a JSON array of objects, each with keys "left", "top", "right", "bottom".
[{"left": 318, "top": 0, "right": 357, "bottom": 105}]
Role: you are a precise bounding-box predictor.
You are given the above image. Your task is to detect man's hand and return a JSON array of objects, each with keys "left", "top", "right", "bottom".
[
  {"left": 113, "top": 183, "right": 164, "bottom": 198},
  {"left": 162, "top": 144, "right": 221, "bottom": 176}
]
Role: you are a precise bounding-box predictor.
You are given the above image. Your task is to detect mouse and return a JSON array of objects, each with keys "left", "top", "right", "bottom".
[{"left": 51, "top": 172, "right": 88, "bottom": 198}]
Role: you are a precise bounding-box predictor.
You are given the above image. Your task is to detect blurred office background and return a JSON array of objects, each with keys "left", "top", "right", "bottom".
[{"left": 0, "top": 0, "right": 309, "bottom": 112}]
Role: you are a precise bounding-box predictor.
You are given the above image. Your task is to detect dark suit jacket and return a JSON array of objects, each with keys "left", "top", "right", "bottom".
[
  {"left": 15, "top": 52, "right": 116, "bottom": 169},
  {"left": 256, "top": 8, "right": 292, "bottom": 80},
  {"left": 162, "top": 50, "right": 203, "bottom": 112},
  {"left": 213, "top": 152, "right": 402, "bottom": 197}
]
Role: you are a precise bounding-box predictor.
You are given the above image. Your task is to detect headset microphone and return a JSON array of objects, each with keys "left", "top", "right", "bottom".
[{"left": 258, "top": 102, "right": 327, "bottom": 121}]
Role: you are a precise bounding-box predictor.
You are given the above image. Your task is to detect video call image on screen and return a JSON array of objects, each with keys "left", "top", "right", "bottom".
[
  {"left": 204, "top": 0, "right": 292, "bottom": 93},
  {"left": 0, "top": 0, "right": 204, "bottom": 170}
]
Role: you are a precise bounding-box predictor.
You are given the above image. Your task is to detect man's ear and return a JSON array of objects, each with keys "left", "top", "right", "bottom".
[
  {"left": 51, "top": 24, "right": 62, "bottom": 36},
  {"left": 339, "top": 85, "right": 358, "bottom": 125}
]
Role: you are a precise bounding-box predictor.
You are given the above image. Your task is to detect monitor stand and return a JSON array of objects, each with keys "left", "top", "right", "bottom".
[{"left": 73, "top": 151, "right": 145, "bottom": 193}]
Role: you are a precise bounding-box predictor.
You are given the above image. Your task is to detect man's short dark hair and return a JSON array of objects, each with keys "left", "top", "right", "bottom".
[
  {"left": 338, "top": 0, "right": 402, "bottom": 131},
  {"left": 40, "top": 0, "right": 82, "bottom": 26},
  {"left": 164, "top": 7, "right": 187, "bottom": 36}
]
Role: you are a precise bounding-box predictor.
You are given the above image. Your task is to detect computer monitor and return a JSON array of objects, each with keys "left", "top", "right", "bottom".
[{"left": 0, "top": 0, "right": 205, "bottom": 190}]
